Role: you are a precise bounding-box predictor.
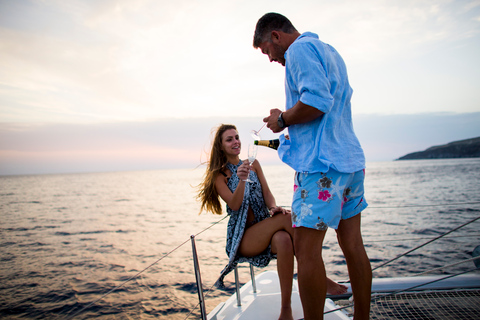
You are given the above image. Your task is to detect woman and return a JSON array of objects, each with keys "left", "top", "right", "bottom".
[{"left": 197, "top": 124, "right": 346, "bottom": 320}]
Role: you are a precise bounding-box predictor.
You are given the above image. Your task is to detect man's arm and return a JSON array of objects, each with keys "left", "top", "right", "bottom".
[{"left": 263, "top": 101, "right": 324, "bottom": 133}]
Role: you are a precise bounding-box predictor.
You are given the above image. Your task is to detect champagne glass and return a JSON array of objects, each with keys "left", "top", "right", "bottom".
[
  {"left": 243, "top": 144, "right": 257, "bottom": 182},
  {"left": 250, "top": 123, "right": 266, "bottom": 140},
  {"left": 248, "top": 144, "right": 257, "bottom": 164}
]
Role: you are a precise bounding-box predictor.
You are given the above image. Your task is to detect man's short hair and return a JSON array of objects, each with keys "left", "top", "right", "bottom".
[{"left": 253, "top": 12, "right": 297, "bottom": 48}]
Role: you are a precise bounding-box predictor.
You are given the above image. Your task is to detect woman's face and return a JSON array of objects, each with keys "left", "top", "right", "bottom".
[{"left": 221, "top": 129, "right": 241, "bottom": 156}]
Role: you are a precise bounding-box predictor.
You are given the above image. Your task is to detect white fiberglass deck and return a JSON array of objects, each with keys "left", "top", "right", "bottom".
[{"left": 207, "top": 270, "right": 350, "bottom": 320}]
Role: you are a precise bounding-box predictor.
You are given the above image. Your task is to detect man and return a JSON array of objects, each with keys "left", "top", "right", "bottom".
[{"left": 253, "top": 13, "right": 372, "bottom": 319}]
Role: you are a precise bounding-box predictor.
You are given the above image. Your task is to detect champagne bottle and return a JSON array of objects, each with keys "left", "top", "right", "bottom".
[{"left": 254, "top": 139, "right": 280, "bottom": 150}]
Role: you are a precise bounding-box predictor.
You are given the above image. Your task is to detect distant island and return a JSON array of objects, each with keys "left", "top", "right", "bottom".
[{"left": 397, "top": 137, "right": 480, "bottom": 160}]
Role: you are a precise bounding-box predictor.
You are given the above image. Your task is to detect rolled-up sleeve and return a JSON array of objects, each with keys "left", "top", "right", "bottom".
[{"left": 286, "top": 43, "right": 334, "bottom": 114}]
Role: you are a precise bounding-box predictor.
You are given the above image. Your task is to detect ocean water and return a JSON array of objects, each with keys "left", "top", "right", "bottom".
[{"left": 1, "top": 158, "right": 479, "bottom": 319}]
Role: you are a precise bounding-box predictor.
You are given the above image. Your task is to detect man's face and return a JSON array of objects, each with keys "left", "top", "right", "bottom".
[{"left": 259, "top": 41, "right": 286, "bottom": 66}]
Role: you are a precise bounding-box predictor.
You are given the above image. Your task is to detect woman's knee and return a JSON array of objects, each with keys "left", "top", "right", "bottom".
[
  {"left": 272, "top": 230, "right": 292, "bottom": 244},
  {"left": 272, "top": 210, "right": 291, "bottom": 221},
  {"left": 271, "top": 231, "right": 293, "bottom": 254},
  {"left": 272, "top": 211, "right": 294, "bottom": 232},
  {"left": 283, "top": 211, "right": 293, "bottom": 224}
]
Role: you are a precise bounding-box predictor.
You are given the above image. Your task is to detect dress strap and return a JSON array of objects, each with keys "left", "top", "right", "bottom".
[{"left": 226, "top": 160, "right": 242, "bottom": 173}]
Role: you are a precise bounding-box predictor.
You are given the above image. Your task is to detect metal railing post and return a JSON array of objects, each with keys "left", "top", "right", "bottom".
[
  {"left": 190, "top": 235, "right": 207, "bottom": 320},
  {"left": 234, "top": 266, "right": 241, "bottom": 306},
  {"left": 249, "top": 264, "right": 256, "bottom": 293}
]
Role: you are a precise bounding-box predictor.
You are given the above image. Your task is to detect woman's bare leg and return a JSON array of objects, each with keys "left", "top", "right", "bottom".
[
  {"left": 271, "top": 230, "right": 295, "bottom": 320},
  {"left": 238, "top": 213, "right": 347, "bottom": 319},
  {"left": 327, "top": 278, "right": 348, "bottom": 295},
  {"left": 239, "top": 214, "right": 294, "bottom": 319},
  {"left": 239, "top": 212, "right": 293, "bottom": 257}
]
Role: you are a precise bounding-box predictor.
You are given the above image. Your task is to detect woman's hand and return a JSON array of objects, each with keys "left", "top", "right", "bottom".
[
  {"left": 269, "top": 206, "right": 289, "bottom": 216},
  {"left": 236, "top": 161, "right": 251, "bottom": 181}
]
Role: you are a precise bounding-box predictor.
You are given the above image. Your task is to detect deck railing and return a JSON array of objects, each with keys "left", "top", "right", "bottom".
[{"left": 191, "top": 234, "right": 257, "bottom": 317}]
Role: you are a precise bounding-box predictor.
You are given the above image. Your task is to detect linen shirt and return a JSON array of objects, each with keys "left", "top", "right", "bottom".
[{"left": 277, "top": 32, "right": 365, "bottom": 173}]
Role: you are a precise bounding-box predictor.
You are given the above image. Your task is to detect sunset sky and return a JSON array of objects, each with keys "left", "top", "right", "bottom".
[{"left": 1, "top": 0, "right": 479, "bottom": 175}]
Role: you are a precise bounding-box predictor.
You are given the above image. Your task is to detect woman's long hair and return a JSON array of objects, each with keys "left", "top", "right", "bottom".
[{"left": 197, "top": 124, "right": 237, "bottom": 215}]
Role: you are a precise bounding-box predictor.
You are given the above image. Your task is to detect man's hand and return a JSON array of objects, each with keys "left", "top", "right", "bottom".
[
  {"left": 263, "top": 102, "right": 324, "bottom": 133},
  {"left": 263, "top": 108, "right": 284, "bottom": 133}
]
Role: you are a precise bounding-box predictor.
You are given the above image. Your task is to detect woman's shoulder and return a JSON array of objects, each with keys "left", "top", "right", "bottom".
[
  {"left": 252, "top": 159, "right": 263, "bottom": 170},
  {"left": 219, "top": 169, "right": 228, "bottom": 177},
  {"left": 215, "top": 167, "right": 231, "bottom": 184}
]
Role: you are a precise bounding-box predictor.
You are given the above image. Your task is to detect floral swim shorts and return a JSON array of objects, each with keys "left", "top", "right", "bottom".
[{"left": 292, "top": 168, "right": 368, "bottom": 230}]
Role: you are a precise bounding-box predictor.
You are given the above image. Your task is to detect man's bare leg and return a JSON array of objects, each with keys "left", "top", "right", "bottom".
[
  {"left": 294, "top": 226, "right": 327, "bottom": 320},
  {"left": 271, "top": 230, "right": 295, "bottom": 320},
  {"left": 336, "top": 214, "right": 371, "bottom": 320}
]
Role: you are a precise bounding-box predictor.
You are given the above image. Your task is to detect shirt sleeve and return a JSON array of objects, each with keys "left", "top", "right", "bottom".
[{"left": 286, "top": 42, "right": 335, "bottom": 113}]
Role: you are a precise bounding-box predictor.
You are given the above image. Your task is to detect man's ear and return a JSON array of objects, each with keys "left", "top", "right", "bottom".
[{"left": 271, "top": 30, "right": 281, "bottom": 44}]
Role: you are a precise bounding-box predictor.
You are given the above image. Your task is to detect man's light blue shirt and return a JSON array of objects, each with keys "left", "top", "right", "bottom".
[{"left": 277, "top": 32, "right": 365, "bottom": 173}]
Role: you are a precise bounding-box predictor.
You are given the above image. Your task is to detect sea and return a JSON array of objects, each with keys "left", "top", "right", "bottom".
[{"left": 1, "top": 158, "right": 480, "bottom": 319}]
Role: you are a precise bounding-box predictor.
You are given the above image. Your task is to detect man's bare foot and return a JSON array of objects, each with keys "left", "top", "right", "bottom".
[
  {"left": 278, "top": 305, "right": 293, "bottom": 320},
  {"left": 326, "top": 278, "right": 348, "bottom": 295}
]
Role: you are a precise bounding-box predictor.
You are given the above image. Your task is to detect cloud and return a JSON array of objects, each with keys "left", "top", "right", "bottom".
[
  {"left": 0, "top": 116, "right": 282, "bottom": 174},
  {"left": 1, "top": 112, "right": 479, "bottom": 175},
  {"left": 303, "top": 0, "right": 480, "bottom": 62},
  {"left": 1, "top": 0, "right": 479, "bottom": 125}
]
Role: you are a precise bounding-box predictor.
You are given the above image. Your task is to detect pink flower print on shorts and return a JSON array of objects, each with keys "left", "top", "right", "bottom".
[
  {"left": 318, "top": 190, "right": 332, "bottom": 202},
  {"left": 292, "top": 170, "right": 368, "bottom": 230}
]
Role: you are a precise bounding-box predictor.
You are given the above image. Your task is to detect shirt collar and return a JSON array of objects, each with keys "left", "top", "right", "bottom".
[
  {"left": 285, "top": 32, "right": 319, "bottom": 60},
  {"left": 296, "top": 31, "right": 319, "bottom": 41}
]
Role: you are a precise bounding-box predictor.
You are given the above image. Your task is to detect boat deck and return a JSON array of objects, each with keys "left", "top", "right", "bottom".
[
  {"left": 369, "top": 289, "right": 480, "bottom": 320},
  {"left": 208, "top": 270, "right": 480, "bottom": 320},
  {"left": 207, "top": 270, "right": 350, "bottom": 320},
  {"left": 332, "top": 274, "right": 480, "bottom": 319}
]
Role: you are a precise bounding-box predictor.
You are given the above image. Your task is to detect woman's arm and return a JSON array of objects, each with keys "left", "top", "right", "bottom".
[
  {"left": 254, "top": 160, "right": 288, "bottom": 215},
  {"left": 214, "top": 163, "right": 249, "bottom": 211},
  {"left": 253, "top": 160, "right": 276, "bottom": 209}
]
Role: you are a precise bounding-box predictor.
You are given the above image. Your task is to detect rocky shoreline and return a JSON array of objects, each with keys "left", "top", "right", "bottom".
[{"left": 397, "top": 137, "right": 480, "bottom": 160}]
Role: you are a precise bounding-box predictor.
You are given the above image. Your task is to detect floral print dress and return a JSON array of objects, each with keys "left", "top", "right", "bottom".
[{"left": 214, "top": 160, "right": 275, "bottom": 289}]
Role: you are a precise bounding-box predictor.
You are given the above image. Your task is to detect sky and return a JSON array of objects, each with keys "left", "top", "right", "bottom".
[{"left": 1, "top": 0, "right": 480, "bottom": 175}]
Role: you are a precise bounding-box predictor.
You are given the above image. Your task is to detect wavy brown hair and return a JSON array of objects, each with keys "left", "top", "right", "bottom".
[{"left": 197, "top": 124, "right": 237, "bottom": 215}]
